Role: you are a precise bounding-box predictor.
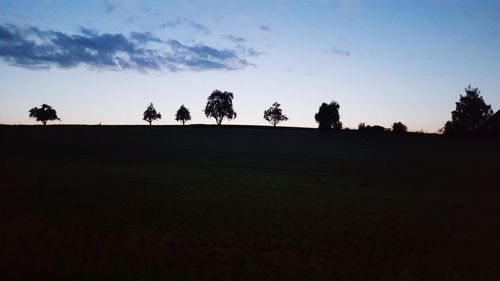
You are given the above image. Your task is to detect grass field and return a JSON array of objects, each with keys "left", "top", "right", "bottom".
[{"left": 1, "top": 125, "right": 499, "bottom": 280}]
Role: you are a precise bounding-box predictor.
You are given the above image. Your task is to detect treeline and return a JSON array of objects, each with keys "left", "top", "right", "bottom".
[
  {"left": 26, "top": 86, "right": 500, "bottom": 136},
  {"left": 441, "top": 85, "right": 500, "bottom": 136}
]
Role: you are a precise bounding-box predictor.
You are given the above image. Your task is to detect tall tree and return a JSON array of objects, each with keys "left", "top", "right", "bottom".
[
  {"left": 29, "top": 104, "right": 60, "bottom": 125},
  {"left": 314, "top": 101, "right": 342, "bottom": 130},
  {"left": 204, "top": 90, "right": 237, "bottom": 125},
  {"left": 444, "top": 85, "right": 493, "bottom": 134},
  {"left": 263, "top": 102, "right": 289, "bottom": 127},
  {"left": 175, "top": 105, "right": 191, "bottom": 125},
  {"left": 143, "top": 103, "right": 161, "bottom": 125}
]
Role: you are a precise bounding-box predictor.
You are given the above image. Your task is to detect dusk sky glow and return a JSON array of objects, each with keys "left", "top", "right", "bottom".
[{"left": 1, "top": 0, "right": 499, "bottom": 131}]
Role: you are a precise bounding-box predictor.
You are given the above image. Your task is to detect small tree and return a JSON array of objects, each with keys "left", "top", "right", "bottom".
[
  {"left": 175, "top": 105, "right": 191, "bottom": 125},
  {"left": 315, "top": 101, "right": 342, "bottom": 130},
  {"left": 358, "top": 122, "right": 366, "bottom": 131},
  {"left": 263, "top": 102, "right": 289, "bottom": 127},
  {"left": 392, "top": 122, "right": 408, "bottom": 133},
  {"left": 143, "top": 103, "right": 161, "bottom": 125},
  {"left": 29, "top": 104, "right": 60, "bottom": 125},
  {"left": 204, "top": 90, "right": 237, "bottom": 125},
  {"left": 444, "top": 85, "right": 493, "bottom": 134}
]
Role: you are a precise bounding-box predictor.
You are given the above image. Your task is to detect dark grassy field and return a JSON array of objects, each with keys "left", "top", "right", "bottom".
[{"left": 1, "top": 125, "right": 499, "bottom": 280}]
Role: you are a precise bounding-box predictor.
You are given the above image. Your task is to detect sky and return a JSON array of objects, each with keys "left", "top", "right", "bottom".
[{"left": 0, "top": 0, "right": 499, "bottom": 131}]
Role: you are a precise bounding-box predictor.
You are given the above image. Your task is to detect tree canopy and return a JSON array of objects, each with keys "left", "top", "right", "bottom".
[
  {"left": 392, "top": 122, "right": 408, "bottom": 133},
  {"left": 483, "top": 110, "right": 500, "bottom": 135},
  {"left": 444, "top": 85, "right": 493, "bottom": 134},
  {"left": 143, "top": 103, "right": 161, "bottom": 125},
  {"left": 263, "top": 102, "right": 288, "bottom": 127},
  {"left": 29, "top": 104, "right": 60, "bottom": 125},
  {"left": 175, "top": 105, "right": 191, "bottom": 125},
  {"left": 315, "top": 101, "right": 342, "bottom": 130},
  {"left": 204, "top": 90, "right": 237, "bottom": 125}
]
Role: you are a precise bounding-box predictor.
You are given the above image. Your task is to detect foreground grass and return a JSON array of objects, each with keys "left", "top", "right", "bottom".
[{"left": 1, "top": 125, "right": 499, "bottom": 280}]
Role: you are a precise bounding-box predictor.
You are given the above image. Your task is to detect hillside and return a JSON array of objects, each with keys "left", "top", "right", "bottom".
[{"left": 1, "top": 125, "right": 499, "bottom": 280}]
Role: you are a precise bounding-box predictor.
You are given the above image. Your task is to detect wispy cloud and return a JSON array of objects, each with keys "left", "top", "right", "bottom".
[
  {"left": 224, "top": 35, "right": 246, "bottom": 43},
  {"left": 0, "top": 24, "right": 257, "bottom": 72},
  {"left": 242, "top": 47, "right": 262, "bottom": 57},
  {"left": 159, "top": 17, "right": 210, "bottom": 34},
  {"left": 102, "top": 0, "right": 115, "bottom": 14},
  {"left": 327, "top": 46, "right": 351, "bottom": 57},
  {"left": 260, "top": 25, "right": 271, "bottom": 32},
  {"left": 130, "top": 31, "right": 162, "bottom": 43}
]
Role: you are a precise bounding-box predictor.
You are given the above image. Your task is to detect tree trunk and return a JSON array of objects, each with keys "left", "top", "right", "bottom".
[
  {"left": 42, "top": 121, "right": 47, "bottom": 125},
  {"left": 182, "top": 121, "right": 185, "bottom": 125},
  {"left": 149, "top": 121, "right": 152, "bottom": 125}
]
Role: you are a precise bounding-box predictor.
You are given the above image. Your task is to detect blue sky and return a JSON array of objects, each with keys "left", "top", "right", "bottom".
[{"left": 0, "top": 0, "right": 499, "bottom": 131}]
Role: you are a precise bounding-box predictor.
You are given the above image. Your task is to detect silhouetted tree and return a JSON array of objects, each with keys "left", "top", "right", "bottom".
[
  {"left": 29, "top": 104, "right": 60, "bottom": 125},
  {"left": 143, "top": 103, "right": 161, "bottom": 125},
  {"left": 444, "top": 85, "right": 493, "bottom": 134},
  {"left": 175, "top": 105, "right": 191, "bottom": 125},
  {"left": 358, "top": 122, "right": 366, "bottom": 131},
  {"left": 315, "top": 101, "right": 342, "bottom": 130},
  {"left": 482, "top": 110, "right": 500, "bottom": 135},
  {"left": 204, "top": 90, "right": 236, "bottom": 125},
  {"left": 263, "top": 102, "right": 288, "bottom": 127},
  {"left": 392, "top": 122, "right": 408, "bottom": 133}
]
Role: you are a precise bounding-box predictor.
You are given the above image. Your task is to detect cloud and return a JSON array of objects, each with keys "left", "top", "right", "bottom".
[
  {"left": 224, "top": 35, "right": 246, "bottom": 43},
  {"left": 159, "top": 18, "right": 210, "bottom": 34},
  {"left": 260, "top": 25, "right": 271, "bottom": 32},
  {"left": 242, "top": 47, "right": 262, "bottom": 57},
  {"left": 130, "top": 31, "right": 162, "bottom": 43},
  {"left": 0, "top": 24, "right": 256, "bottom": 72},
  {"left": 79, "top": 27, "right": 99, "bottom": 37},
  {"left": 327, "top": 47, "right": 351, "bottom": 56},
  {"left": 102, "top": 0, "right": 115, "bottom": 14}
]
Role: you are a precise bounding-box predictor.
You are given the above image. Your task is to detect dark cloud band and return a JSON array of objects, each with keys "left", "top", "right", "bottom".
[{"left": 0, "top": 24, "right": 257, "bottom": 72}]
